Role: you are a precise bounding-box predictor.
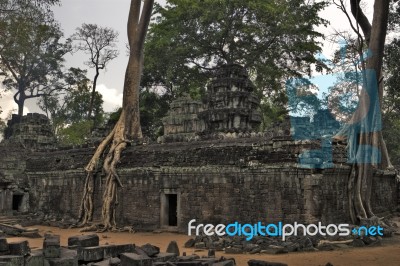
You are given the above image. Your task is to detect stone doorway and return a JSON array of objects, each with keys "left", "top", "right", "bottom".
[
  {"left": 12, "top": 194, "right": 23, "bottom": 211},
  {"left": 160, "top": 189, "right": 180, "bottom": 228},
  {"left": 12, "top": 192, "right": 28, "bottom": 212}
]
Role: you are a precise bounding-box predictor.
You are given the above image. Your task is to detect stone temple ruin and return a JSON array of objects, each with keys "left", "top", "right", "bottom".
[
  {"left": 0, "top": 64, "right": 398, "bottom": 234},
  {"left": 160, "top": 64, "right": 262, "bottom": 143}
]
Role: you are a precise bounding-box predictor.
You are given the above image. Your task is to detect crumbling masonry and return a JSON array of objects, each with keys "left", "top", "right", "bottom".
[{"left": 0, "top": 65, "right": 398, "bottom": 231}]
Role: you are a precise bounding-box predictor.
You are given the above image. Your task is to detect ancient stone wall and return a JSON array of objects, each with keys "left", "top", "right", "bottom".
[
  {"left": 0, "top": 113, "right": 398, "bottom": 232},
  {"left": 15, "top": 139, "right": 398, "bottom": 232}
]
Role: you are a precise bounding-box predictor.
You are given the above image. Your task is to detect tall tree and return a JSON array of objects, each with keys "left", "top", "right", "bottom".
[
  {"left": 79, "top": 0, "right": 154, "bottom": 230},
  {"left": 0, "top": 1, "right": 69, "bottom": 116},
  {"left": 335, "top": 0, "right": 392, "bottom": 224},
  {"left": 71, "top": 24, "right": 119, "bottom": 124},
  {"left": 142, "top": 0, "right": 327, "bottom": 100},
  {"left": 38, "top": 67, "right": 104, "bottom": 140}
]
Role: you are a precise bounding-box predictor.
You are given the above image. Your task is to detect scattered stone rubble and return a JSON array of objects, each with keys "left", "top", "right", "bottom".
[
  {"left": 0, "top": 233, "right": 232, "bottom": 266},
  {"left": 0, "top": 232, "right": 297, "bottom": 266},
  {"left": 184, "top": 220, "right": 398, "bottom": 255}
]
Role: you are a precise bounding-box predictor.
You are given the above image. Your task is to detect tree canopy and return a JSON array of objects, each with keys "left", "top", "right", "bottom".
[
  {"left": 142, "top": 0, "right": 327, "bottom": 100},
  {"left": 0, "top": 0, "right": 69, "bottom": 116},
  {"left": 38, "top": 67, "right": 104, "bottom": 145}
]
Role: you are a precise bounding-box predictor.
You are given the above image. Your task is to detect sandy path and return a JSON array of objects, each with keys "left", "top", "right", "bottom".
[{"left": 6, "top": 225, "right": 400, "bottom": 266}]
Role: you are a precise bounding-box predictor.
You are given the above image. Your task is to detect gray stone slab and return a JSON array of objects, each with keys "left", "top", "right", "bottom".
[
  {"left": 77, "top": 246, "right": 104, "bottom": 262},
  {"left": 175, "top": 262, "right": 203, "bottom": 266},
  {"left": 68, "top": 234, "right": 99, "bottom": 248},
  {"left": 120, "top": 253, "right": 152, "bottom": 266},
  {"left": 247, "top": 260, "right": 288, "bottom": 266},
  {"left": 8, "top": 241, "right": 30, "bottom": 256},
  {"left": 103, "top": 244, "right": 135, "bottom": 258},
  {"left": 25, "top": 250, "right": 45, "bottom": 266},
  {"left": 43, "top": 235, "right": 60, "bottom": 248},
  {"left": 0, "top": 238, "right": 8, "bottom": 252},
  {"left": 92, "top": 259, "right": 110, "bottom": 266},
  {"left": 45, "top": 248, "right": 78, "bottom": 266},
  {"left": 213, "top": 260, "right": 235, "bottom": 266},
  {"left": 166, "top": 241, "right": 180, "bottom": 256},
  {"left": 43, "top": 246, "right": 60, "bottom": 259},
  {"left": 152, "top": 252, "right": 177, "bottom": 262},
  {"left": 0, "top": 255, "right": 24, "bottom": 265}
]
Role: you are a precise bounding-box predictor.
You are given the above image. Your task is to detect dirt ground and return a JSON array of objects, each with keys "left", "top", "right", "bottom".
[{"left": 6, "top": 225, "right": 400, "bottom": 266}]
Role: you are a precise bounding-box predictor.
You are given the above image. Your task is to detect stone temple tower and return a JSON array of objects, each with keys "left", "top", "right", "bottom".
[{"left": 200, "top": 64, "right": 261, "bottom": 133}]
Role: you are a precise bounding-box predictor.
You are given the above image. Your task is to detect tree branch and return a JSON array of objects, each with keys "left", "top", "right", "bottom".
[
  {"left": 137, "top": 0, "right": 155, "bottom": 51},
  {"left": 350, "top": 0, "right": 372, "bottom": 44},
  {"left": 128, "top": 0, "right": 141, "bottom": 46}
]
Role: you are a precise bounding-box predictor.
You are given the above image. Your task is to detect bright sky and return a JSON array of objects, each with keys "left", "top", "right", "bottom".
[{"left": 0, "top": 0, "right": 373, "bottom": 120}]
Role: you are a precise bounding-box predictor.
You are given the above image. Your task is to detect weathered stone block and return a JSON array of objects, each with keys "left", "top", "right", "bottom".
[
  {"left": 184, "top": 239, "right": 195, "bottom": 248},
  {"left": 25, "top": 250, "right": 45, "bottom": 266},
  {"left": 176, "top": 255, "right": 200, "bottom": 262},
  {"left": 68, "top": 234, "right": 99, "bottom": 248},
  {"left": 166, "top": 240, "right": 180, "bottom": 256},
  {"left": 140, "top": 243, "right": 160, "bottom": 257},
  {"left": 225, "top": 247, "right": 243, "bottom": 254},
  {"left": 92, "top": 259, "right": 110, "bottom": 266},
  {"left": 213, "top": 260, "right": 235, "bottom": 266},
  {"left": 43, "top": 235, "right": 60, "bottom": 248},
  {"left": 0, "top": 255, "right": 24, "bottom": 265},
  {"left": 77, "top": 246, "right": 104, "bottom": 262},
  {"left": 247, "top": 260, "right": 288, "bottom": 266},
  {"left": 196, "top": 258, "right": 217, "bottom": 265},
  {"left": 175, "top": 262, "right": 203, "bottom": 266},
  {"left": 43, "top": 235, "right": 61, "bottom": 259},
  {"left": 45, "top": 248, "right": 78, "bottom": 266},
  {"left": 103, "top": 244, "right": 135, "bottom": 258},
  {"left": 8, "top": 240, "right": 30, "bottom": 256},
  {"left": 0, "top": 238, "right": 8, "bottom": 252},
  {"left": 109, "top": 257, "right": 121, "bottom": 266},
  {"left": 152, "top": 252, "right": 177, "bottom": 262},
  {"left": 120, "top": 253, "right": 152, "bottom": 266}
]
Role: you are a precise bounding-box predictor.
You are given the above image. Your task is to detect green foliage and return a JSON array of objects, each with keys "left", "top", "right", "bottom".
[
  {"left": 0, "top": 0, "right": 69, "bottom": 115},
  {"left": 106, "top": 89, "right": 170, "bottom": 141},
  {"left": 143, "top": 0, "right": 328, "bottom": 101},
  {"left": 105, "top": 94, "right": 169, "bottom": 142},
  {"left": 139, "top": 89, "right": 170, "bottom": 140},
  {"left": 57, "top": 120, "right": 93, "bottom": 146},
  {"left": 259, "top": 101, "right": 287, "bottom": 131},
  {"left": 38, "top": 67, "right": 104, "bottom": 145}
]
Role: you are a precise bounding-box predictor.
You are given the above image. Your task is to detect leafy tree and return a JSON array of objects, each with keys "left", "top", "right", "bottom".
[
  {"left": 79, "top": 0, "right": 154, "bottom": 230},
  {"left": 38, "top": 67, "right": 104, "bottom": 144},
  {"left": 71, "top": 24, "right": 119, "bottom": 123},
  {"left": 57, "top": 120, "right": 93, "bottom": 146},
  {"left": 142, "top": 0, "right": 328, "bottom": 100},
  {"left": 139, "top": 89, "right": 170, "bottom": 140},
  {"left": 0, "top": 0, "right": 60, "bottom": 13},
  {"left": 0, "top": 1, "right": 69, "bottom": 116}
]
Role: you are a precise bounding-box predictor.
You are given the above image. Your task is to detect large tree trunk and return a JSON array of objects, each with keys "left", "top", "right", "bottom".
[
  {"left": 345, "top": 0, "right": 390, "bottom": 224},
  {"left": 17, "top": 99, "right": 24, "bottom": 116},
  {"left": 87, "top": 68, "right": 100, "bottom": 125},
  {"left": 78, "top": 0, "right": 154, "bottom": 230}
]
